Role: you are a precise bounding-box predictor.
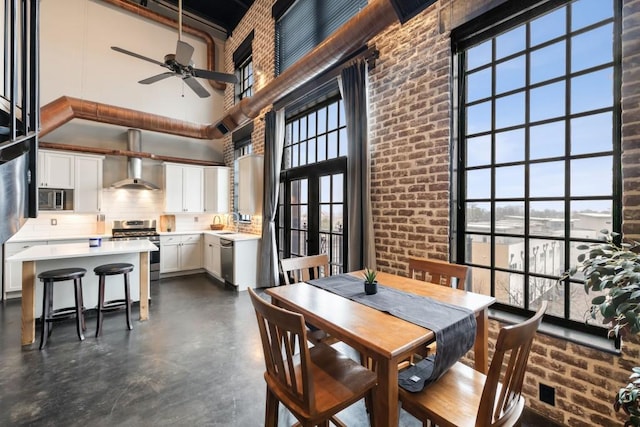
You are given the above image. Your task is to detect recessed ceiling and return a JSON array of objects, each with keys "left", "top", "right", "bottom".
[{"left": 151, "top": 0, "right": 255, "bottom": 37}]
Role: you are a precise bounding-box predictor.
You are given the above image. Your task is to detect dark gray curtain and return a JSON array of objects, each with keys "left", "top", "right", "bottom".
[
  {"left": 258, "top": 109, "right": 285, "bottom": 287},
  {"left": 340, "top": 60, "right": 376, "bottom": 271}
]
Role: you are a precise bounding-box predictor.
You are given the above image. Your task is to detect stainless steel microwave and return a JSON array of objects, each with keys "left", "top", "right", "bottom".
[{"left": 38, "top": 188, "right": 74, "bottom": 211}]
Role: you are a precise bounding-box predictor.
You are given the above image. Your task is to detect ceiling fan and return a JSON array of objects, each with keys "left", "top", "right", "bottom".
[{"left": 111, "top": 0, "right": 237, "bottom": 98}]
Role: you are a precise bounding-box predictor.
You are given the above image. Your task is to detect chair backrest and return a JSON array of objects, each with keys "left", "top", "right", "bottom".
[
  {"left": 478, "top": 301, "right": 547, "bottom": 427},
  {"left": 408, "top": 257, "right": 468, "bottom": 290},
  {"left": 280, "top": 254, "right": 330, "bottom": 286},
  {"left": 248, "top": 288, "right": 315, "bottom": 416}
]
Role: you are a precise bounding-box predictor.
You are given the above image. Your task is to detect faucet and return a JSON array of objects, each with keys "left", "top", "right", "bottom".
[{"left": 227, "top": 212, "right": 240, "bottom": 233}]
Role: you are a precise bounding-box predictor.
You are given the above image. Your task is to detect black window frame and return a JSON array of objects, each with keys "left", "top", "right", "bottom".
[
  {"left": 451, "top": 0, "right": 623, "bottom": 338},
  {"left": 233, "top": 31, "right": 254, "bottom": 103}
]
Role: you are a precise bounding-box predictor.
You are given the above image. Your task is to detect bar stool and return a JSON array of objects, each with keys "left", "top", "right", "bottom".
[
  {"left": 38, "top": 267, "right": 87, "bottom": 350},
  {"left": 94, "top": 263, "right": 135, "bottom": 337}
]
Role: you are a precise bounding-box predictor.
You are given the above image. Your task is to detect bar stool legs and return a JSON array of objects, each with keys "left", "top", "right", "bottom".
[
  {"left": 38, "top": 268, "right": 87, "bottom": 350},
  {"left": 94, "top": 263, "right": 135, "bottom": 337}
]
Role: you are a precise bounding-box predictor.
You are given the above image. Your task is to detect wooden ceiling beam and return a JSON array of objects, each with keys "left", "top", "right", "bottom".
[{"left": 39, "top": 141, "right": 224, "bottom": 167}]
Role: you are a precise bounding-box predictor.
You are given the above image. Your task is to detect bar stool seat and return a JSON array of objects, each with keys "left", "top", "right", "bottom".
[
  {"left": 94, "top": 263, "right": 135, "bottom": 337},
  {"left": 38, "top": 267, "right": 87, "bottom": 350}
]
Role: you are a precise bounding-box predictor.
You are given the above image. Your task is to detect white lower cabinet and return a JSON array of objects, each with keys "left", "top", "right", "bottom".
[
  {"left": 3, "top": 238, "right": 89, "bottom": 299},
  {"left": 230, "top": 238, "right": 260, "bottom": 291},
  {"left": 203, "top": 234, "right": 221, "bottom": 278},
  {"left": 4, "top": 241, "right": 48, "bottom": 299},
  {"left": 160, "top": 234, "right": 202, "bottom": 273}
]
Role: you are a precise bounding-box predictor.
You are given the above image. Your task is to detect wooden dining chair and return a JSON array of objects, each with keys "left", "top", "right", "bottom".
[
  {"left": 408, "top": 256, "right": 468, "bottom": 290},
  {"left": 399, "top": 301, "right": 547, "bottom": 427},
  {"left": 280, "top": 254, "right": 330, "bottom": 285},
  {"left": 248, "top": 288, "right": 377, "bottom": 427}
]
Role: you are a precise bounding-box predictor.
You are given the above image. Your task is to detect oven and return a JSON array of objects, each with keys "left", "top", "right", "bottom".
[{"left": 112, "top": 220, "right": 160, "bottom": 283}]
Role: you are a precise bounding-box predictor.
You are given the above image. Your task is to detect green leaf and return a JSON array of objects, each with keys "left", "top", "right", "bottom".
[{"left": 592, "top": 295, "right": 607, "bottom": 305}]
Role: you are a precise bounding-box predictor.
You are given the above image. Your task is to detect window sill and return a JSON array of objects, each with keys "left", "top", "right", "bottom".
[{"left": 488, "top": 308, "right": 620, "bottom": 355}]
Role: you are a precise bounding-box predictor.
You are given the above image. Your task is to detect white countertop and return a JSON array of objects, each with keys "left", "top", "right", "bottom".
[
  {"left": 6, "top": 240, "right": 158, "bottom": 262},
  {"left": 158, "top": 230, "right": 260, "bottom": 241},
  {"left": 7, "top": 234, "right": 112, "bottom": 243}
]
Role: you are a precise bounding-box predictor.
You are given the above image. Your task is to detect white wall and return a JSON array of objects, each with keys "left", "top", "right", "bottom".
[{"left": 40, "top": 0, "right": 224, "bottom": 124}]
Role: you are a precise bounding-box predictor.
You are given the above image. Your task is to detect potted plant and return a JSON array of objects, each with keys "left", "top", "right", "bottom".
[
  {"left": 574, "top": 230, "right": 640, "bottom": 426},
  {"left": 363, "top": 267, "right": 378, "bottom": 295}
]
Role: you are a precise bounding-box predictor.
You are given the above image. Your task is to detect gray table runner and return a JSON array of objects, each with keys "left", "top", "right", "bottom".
[{"left": 307, "top": 274, "right": 477, "bottom": 392}]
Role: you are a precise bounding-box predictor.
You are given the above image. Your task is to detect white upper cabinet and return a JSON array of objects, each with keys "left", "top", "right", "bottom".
[
  {"left": 204, "top": 166, "right": 230, "bottom": 213},
  {"left": 38, "top": 150, "right": 74, "bottom": 189},
  {"left": 163, "top": 163, "right": 204, "bottom": 213},
  {"left": 74, "top": 154, "right": 104, "bottom": 213}
]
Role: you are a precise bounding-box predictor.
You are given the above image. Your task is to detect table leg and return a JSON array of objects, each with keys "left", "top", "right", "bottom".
[
  {"left": 372, "top": 356, "right": 399, "bottom": 427},
  {"left": 139, "top": 252, "right": 149, "bottom": 321},
  {"left": 21, "top": 261, "right": 36, "bottom": 346},
  {"left": 474, "top": 308, "right": 489, "bottom": 374}
]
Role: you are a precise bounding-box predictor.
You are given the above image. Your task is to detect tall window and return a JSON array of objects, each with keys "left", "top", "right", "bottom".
[
  {"left": 278, "top": 95, "right": 348, "bottom": 274},
  {"left": 233, "top": 31, "right": 254, "bottom": 103},
  {"left": 454, "top": 0, "right": 621, "bottom": 335},
  {"left": 273, "top": 0, "right": 367, "bottom": 75},
  {"left": 233, "top": 123, "right": 253, "bottom": 222}
]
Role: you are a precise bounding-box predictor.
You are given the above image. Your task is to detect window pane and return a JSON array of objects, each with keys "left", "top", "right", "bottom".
[
  {"left": 495, "top": 165, "right": 524, "bottom": 198},
  {"left": 469, "top": 266, "right": 492, "bottom": 294},
  {"left": 320, "top": 205, "right": 330, "bottom": 232},
  {"left": 299, "top": 141, "right": 307, "bottom": 166},
  {"left": 292, "top": 144, "right": 299, "bottom": 167},
  {"left": 569, "top": 282, "right": 604, "bottom": 324},
  {"left": 530, "top": 238, "right": 565, "bottom": 276},
  {"left": 339, "top": 128, "right": 348, "bottom": 157},
  {"left": 496, "top": 55, "right": 525, "bottom": 94},
  {"left": 307, "top": 138, "right": 316, "bottom": 164},
  {"left": 320, "top": 175, "right": 331, "bottom": 203},
  {"left": 308, "top": 111, "right": 316, "bottom": 135},
  {"left": 332, "top": 205, "right": 343, "bottom": 232},
  {"left": 467, "top": 101, "right": 492, "bottom": 134},
  {"left": 571, "top": 24, "right": 613, "bottom": 72},
  {"left": 496, "top": 25, "right": 525, "bottom": 59},
  {"left": 530, "top": 161, "right": 564, "bottom": 198},
  {"left": 467, "top": 168, "right": 491, "bottom": 199},
  {"left": 495, "top": 93, "right": 525, "bottom": 129},
  {"left": 467, "top": 68, "right": 492, "bottom": 102},
  {"left": 571, "top": 112, "right": 613, "bottom": 155},
  {"left": 495, "top": 129, "right": 524, "bottom": 164},
  {"left": 300, "top": 179, "right": 308, "bottom": 203},
  {"left": 496, "top": 201, "right": 524, "bottom": 234},
  {"left": 466, "top": 234, "right": 492, "bottom": 267},
  {"left": 530, "top": 201, "right": 565, "bottom": 235},
  {"left": 571, "top": 200, "right": 613, "bottom": 238},
  {"left": 530, "top": 121, "right": 565, "bottom": 160},
  {"left": 328, "top": 131, "right": 338, "bottom": 158},
  {"left": 328, "top": 103, "right": 338, "bottom": 130},
  {"left": 571, "top": 0, "right": 613, "bottom": 31},
  {"left": 300, "top": 116, "right": 307, "bottom": 140},
  {"left": 530, "top": 7, "right": 566, "bottom": 46},
  {"left": 317, "top": 135, "right": 327, "bottom": 161},
  {"left": 466, "top": 202, "right": 491, "bottom": 230},
  {"left": 530, "top": 41, "right": 566, "bottom": 85},
  {"left": 332, "top": 174, "right": 344, "bottom": 202},
  {"left": 317, "top": 107, "right": 327, "bottom": 133},
  {"left": 571, "top": 156, "right": 612, "bottom": 196},
  {"left": 292, "top": 121, "right": 299, "bottom": 143},
  {"left": 571, "top": 68, "right": 613, "bottom": 114},
  {"left": 530, "top": 81, "right": 565, "bottom": 122},
  {"left": 467, "top": 40, "right": 492, "bottom": 70},
  {"left": 497, "top": 271, "right": 524, "bottom": 307},
  {"left": 467, "top": 135, "right": 492, "bottom": 167},
  {"left": 300, "top": 206, "right": 308, "bottom": 230}
]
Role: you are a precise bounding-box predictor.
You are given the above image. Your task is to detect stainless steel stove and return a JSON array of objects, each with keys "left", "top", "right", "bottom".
[{"left": 112, "top": 220, "right": 160, "bottom": 282}]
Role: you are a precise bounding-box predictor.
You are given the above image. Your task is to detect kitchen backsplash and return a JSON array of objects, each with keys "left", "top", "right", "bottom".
[{"left": 9, "top": 189, "right": 259, "bottom": 240}]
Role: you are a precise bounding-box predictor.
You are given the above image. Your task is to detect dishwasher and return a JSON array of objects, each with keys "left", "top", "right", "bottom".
[{"left": 220, "top": 238, "right": 234, "bottom": 285}]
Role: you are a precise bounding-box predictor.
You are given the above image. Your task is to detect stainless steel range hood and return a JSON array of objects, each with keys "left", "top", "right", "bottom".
[{"left": 111, "top": 129, "right": 159, "bottom": 190}]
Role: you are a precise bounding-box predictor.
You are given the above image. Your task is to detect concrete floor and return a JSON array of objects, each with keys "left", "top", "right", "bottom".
[{"left": 0, "top": 274, "right": 558, "bottom": 426}]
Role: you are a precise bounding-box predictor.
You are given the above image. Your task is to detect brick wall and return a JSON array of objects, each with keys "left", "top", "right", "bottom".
[{"left": 227, "top": 0, "right": 640, "bottom": 424}]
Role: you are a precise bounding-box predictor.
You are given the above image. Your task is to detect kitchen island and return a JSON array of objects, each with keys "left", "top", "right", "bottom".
[{"left": 7, "top": 240, "right": 158, "bottom": 346}]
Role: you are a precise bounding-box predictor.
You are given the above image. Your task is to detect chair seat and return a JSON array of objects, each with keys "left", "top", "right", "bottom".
[
  {"left": 38, "top": 268, "right": 86, "bottom": 281},
  {"left": 265, "top": 342, "right": 377, "bottom": 423},
  {"left": 399, "top": 361, "right": 521, "bottom": 427},
  {"left": 94, "top": 263, "right": 134, "bottom": 276}
]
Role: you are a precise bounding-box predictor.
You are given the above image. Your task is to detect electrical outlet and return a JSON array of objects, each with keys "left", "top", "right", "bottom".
[
  {"left": 50, "top": 218, "right": 57, "bottom": 226},
  {"left": 194, "top": 217, "right": 199, "bottom": 222},
  {"left": 539, "top": 383, "right": 555, "bottom": 406}
]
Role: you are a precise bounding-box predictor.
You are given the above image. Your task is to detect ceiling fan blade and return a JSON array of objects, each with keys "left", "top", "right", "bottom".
[
  {"left": 139, "top": 72, "right": 175, "bottom": 84},
  {"left": 175, "top": 40, "right": 194, "bottom": 65},
  {"left": 183, "top": 76, "right": 210, "bottom": 98},
  {"left": 192, "top": 68, "right": 238, "bottom": 84},
  {"left": 111, "top": 46, "right": 165, "bottom": 67}
]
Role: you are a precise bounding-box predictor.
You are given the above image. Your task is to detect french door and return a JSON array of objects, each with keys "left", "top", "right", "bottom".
[{"left": 278, "top": 157, "right": 347, "bottom": 274}]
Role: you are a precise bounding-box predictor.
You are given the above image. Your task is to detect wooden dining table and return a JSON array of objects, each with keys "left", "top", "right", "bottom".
[{"left": 265, "top": 270, "right": 495, "bottom": 427}]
